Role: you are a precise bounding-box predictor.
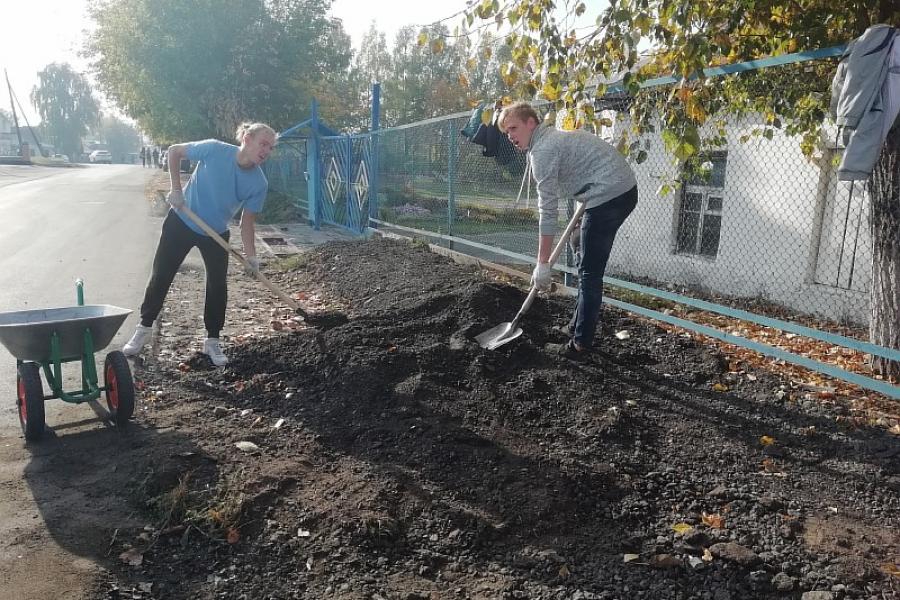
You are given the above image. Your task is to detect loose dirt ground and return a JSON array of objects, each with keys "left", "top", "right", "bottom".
[{"left": 69, "top": 235, "right": 897, "bottom": 600}]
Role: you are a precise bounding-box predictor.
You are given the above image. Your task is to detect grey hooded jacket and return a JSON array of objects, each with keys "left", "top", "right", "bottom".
[
  {"left": 527, "top": 123, "right": 637, "bottom": 236},
  {"left": 830, "top": 24, "right": 900, "bottom": 180}
]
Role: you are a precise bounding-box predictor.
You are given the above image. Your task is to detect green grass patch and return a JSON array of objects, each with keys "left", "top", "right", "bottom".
[
  {"left": 258, "top": 190, "right": 305, "bottom": 224},
  {"left": 270, "top": 253, "right": 312, "bottom": 272}
]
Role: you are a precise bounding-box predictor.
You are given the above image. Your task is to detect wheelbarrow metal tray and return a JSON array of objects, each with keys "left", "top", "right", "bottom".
[{"left": 0, "top": 305, "right": 132, "bottom": 362}]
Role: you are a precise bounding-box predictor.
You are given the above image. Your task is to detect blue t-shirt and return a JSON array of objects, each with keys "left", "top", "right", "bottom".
[{"left": 177, "top": 140, "right": 268, "bottom": 235}]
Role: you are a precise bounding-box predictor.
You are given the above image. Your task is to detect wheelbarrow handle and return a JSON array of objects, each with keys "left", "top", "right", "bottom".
[{"left": 176, "top": 204, "right": 303, "bottom": 314}]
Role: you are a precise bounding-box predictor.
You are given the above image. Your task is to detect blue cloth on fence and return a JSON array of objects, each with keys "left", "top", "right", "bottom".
[
  {"left": 461, "top": 105, "right": 516, "bottom": 164},
  {"left": 460, "top": 104, "right": 485, "bottom": 139},
  {"left": 178, "top": 140, "right": 268, "bottom": 235}
]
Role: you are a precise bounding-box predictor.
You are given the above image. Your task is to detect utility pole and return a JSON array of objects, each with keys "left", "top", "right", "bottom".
[{"left": 4, "top": 70, "right": 24, "bottom": 155}]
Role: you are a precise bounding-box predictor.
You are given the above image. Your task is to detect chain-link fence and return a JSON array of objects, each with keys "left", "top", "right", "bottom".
[
  {"left": 370, "top": 53, "right": 873, "bottom": 327},
  {"left": 263, "top": 139, "right": 309, "bottom": 221}
]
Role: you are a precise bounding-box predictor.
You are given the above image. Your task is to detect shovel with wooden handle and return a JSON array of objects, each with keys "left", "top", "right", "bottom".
[
  {"left": 475, "top": 191, "right": 590, "bottom": 350},
  {"left": 174, "top": 202, "right": 311, "bottom": 320}
]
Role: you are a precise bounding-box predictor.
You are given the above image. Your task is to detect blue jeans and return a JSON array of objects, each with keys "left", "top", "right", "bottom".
[{"left": 569, "top": 186, "right": 637, "bottom": 348}]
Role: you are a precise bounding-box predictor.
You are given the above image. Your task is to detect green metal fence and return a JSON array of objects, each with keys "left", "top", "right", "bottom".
[
  {"left": 269, "top": 46, "right": 900, "bottom": 398},
  {"left": 372, "top": 48, "right": 875, "bottom": 328}
]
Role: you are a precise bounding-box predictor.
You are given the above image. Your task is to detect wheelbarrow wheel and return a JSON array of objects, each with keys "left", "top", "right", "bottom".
[
  {"left": 17, "top": 362, "right": 45, "bottom": 441},
  {"left": 104, "top": 351, "right": 135, "bottom": 426}
]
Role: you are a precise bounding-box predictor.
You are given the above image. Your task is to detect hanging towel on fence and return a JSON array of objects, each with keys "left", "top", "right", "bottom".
[{"left": 830, "top": 24, "right": 900, "bottom": 181}]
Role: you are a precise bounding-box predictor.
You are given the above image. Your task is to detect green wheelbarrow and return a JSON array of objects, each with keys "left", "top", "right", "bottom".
[{"left": 0, "top": 280, "right": 135, "bottom": 441}]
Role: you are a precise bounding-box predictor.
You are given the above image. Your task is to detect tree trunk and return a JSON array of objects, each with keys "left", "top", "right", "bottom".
[{"left": 869, "top": 127, "right": 900, "bottom": 382}]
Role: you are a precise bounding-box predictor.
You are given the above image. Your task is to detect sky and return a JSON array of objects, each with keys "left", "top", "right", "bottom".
[
  {"left": 1, "top": 1, "right": 92, "bottom": 124},
  {"left": 1, "top": 0, "right": 598, "bottom": 124}
]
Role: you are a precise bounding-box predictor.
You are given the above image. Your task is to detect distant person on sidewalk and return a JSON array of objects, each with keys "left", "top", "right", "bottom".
[
  {"left": 140, "top": 146, "right": 146, "bottom": 167},
  {"left": 498, "top": 101, "right": 638, "bottom": 359},
  {"left": 123, "top": 122, "right": 277, "bottom": 366},
  {"left": 152, "top": 147, "right": 160, "bottom": 167}
]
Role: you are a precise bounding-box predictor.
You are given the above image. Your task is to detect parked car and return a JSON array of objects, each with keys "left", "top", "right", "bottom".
[
  {"left": 50, "top": 154, "right": 70, "bottom": 164},
  {"left": 89, "top": 150, "right": 112, "bottom": 164}
]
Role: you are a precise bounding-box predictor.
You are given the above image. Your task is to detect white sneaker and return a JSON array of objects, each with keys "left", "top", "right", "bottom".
[
  {"left": 123, "top": 325, "right": 153, "bottom": 356},
  {"left": 203, "top": 338, "right": 228, "bottom": 367}
]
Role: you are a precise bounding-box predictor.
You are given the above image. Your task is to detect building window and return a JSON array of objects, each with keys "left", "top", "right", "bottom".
[
  {"left": 676, "top": 152, "right": 727, "bottom": 257},
  {"left": 812, "top": 161, "right": 871, "bottom": 292}
]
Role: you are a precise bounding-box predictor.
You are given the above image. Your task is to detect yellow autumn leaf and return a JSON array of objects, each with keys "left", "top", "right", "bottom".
[
  {"left": 760, "top": 435, "right": 775, "bottom": 446},
  {"left": 880, "top": 562, "right": 900, "bottom": 578},
  {"left": 417, "top": 31, "right": 428, "bottom": 47},
  {"left": 676, "top": 86, "right": 693, "bottom": 102},
  {"left": 431, "top": 38, "right": 445, "bottom": 54},
  {"left": 480, "top": 108, "right": 494, "bottom": 126},
  {"left": 671, "top": 522, "right": 693, "bottom": 535},
  {"left": 562, "top": 112, "right": 577, "bottom": 131},
  {"left": 458, "top": 73, "right": 470, "bottom": 88},
  {"left": 712, "top": 383, "right": 728, "bottom": 392},
  {"left": 542, "top": 81, "right": 560, "bottom": 101},
  {"left": 702, "top": 548, "right": 714, "bottom": 562}
]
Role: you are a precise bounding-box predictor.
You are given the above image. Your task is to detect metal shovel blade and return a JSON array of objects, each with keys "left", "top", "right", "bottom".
[{"left": 475, "top": 322, "right": 523, "bottom": 350}]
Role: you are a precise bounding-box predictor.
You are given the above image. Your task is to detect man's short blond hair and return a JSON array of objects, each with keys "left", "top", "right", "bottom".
[{"left": 498, "top": 102, "right": 540, "bottom": 132}]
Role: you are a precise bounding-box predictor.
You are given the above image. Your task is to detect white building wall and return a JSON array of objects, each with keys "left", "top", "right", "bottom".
[{"left": 607, "top": 118, "right": 871, "bottom": 324}]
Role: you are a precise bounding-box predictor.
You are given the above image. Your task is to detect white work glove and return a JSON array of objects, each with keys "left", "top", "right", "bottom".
[
  {"left": 166, "top": 189, "right": 185, "bottom": 209},
  {"left": 244, "top": 256, "right": 261, "bottom": 275},
  {"left": 531, "top": 262, "right": 552, "bottom": 291}
]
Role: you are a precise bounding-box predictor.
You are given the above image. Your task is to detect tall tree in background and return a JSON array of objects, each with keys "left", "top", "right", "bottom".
[
  {"left": 30, "top": 63, "right": 99, "bottom": 160},
  {"left": 469, "top": 0, "right": 900, "bottom": 379},
  {"left": 352, "top": 22, "right": 392, "bottom": 130},
  {"left": 383, "top": 25, "right": 469, "bottom": 126},
  {"left": 309, "top": 18, "right": 358, "bottom": 131},
  {"left": 463, "top": 31, "right": 512, "bottom": 102},
  {"left": 99, "top": 115, "right": 141, "bottom": 162},
  {"left": 86, "top": 0, "right": 351, "bottom": 142}
]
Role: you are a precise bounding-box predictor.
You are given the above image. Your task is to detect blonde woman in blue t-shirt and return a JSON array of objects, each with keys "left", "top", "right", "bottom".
[{"left": 123, "top": 122, "right": 277, "bottom": 366}]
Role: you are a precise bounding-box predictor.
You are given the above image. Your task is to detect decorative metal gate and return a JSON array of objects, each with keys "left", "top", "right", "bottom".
[{"left": 319, "top": 134, "right": 375, "bottom": 233}]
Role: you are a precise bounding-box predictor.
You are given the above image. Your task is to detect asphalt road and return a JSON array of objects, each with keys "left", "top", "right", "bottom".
[
  {"left": 0, "top": 164, "right": 160, "bottom": 598},
  {"left": 0, "top": 165, "right": 159, "bottom": 425}
]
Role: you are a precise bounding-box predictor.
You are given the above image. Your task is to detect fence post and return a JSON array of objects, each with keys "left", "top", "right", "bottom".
[
  {"left": 307, "top": 98, "right": 321, "bottom": 230},
  {"left": 369, "top": 83, "right": 380, "bottom": 227},
  {"left": 345, "top": 134, "right": 354, "bottom": 231},
  {"left": 447, "top": 121, "right": 457, "bottom": 250}
]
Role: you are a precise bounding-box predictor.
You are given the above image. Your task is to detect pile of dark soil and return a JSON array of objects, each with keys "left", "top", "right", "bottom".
[{"left": 102, "top": 238, "right": 899, "bottom": 600}]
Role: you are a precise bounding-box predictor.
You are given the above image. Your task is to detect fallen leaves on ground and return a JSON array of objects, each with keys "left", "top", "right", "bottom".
[
  {"left": 653, "top": 309, "right": 899, "bottom": 427},
  {"left": 702, "top": 513, "right": 725, "bottom": 529}
]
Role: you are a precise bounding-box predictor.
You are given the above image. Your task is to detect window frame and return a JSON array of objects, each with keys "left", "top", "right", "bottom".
[{"left": 675, "top": 152, "right": 727, "bottom": 258}]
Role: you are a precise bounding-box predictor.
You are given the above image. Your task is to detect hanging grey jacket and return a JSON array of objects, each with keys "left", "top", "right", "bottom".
[
  {"left": 830, "top": 24, "right": 900, "bottom": 180},
  {"left": 527, "top": 123, "right": 637, "bottom": 236}
]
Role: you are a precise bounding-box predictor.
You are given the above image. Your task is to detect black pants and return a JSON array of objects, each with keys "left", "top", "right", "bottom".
[
  {"left": 140, "top": 210, "right": 230, "bottom": 337},
  {"left": 567, "top": 185, "right": 638, "bottom": 348}
]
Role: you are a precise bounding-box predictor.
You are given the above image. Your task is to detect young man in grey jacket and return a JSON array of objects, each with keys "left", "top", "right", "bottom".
[{"left": 499, "top": 101, "right": 638, "bottom": 358}]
